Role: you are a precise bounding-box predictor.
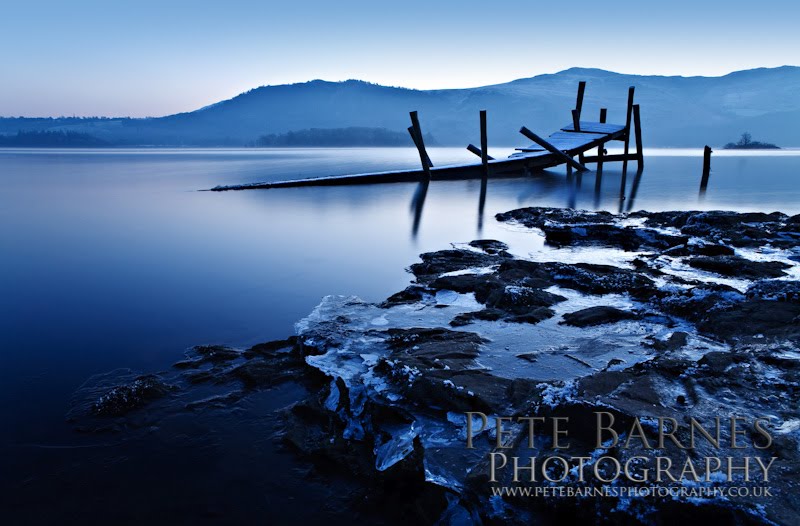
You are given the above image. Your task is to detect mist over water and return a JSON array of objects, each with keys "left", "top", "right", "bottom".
[{"left": 1, "top": 147, "right": 798, "bottom": 521}]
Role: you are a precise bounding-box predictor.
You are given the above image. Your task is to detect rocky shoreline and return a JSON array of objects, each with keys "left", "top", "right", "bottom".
[{"left": 70, "top": 207, "right": 800, "bottom": 525}]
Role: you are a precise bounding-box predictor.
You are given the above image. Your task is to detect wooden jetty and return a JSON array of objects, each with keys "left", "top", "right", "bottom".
[{"left": 210, "top": 81, "right": 643, "bottom": 191}]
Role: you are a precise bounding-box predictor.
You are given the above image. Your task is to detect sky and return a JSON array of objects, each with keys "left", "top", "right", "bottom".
[{"left": 1, "top": 0, "right": 798, "bottom": 117}]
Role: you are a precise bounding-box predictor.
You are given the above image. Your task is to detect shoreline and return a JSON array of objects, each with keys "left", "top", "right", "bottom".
[{"left": 68, "top": 206, "right": 800, "bottom": 525}]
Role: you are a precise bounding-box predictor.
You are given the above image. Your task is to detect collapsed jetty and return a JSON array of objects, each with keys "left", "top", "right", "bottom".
[{"left": 210, "top": 82, "right": 644, "bottom": 191}]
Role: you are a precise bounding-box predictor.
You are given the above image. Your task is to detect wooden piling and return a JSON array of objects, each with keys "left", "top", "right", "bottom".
[
  {"left": 409, "top": 111, "right": 431, "bottom": 178},
  {"left": 700, "top": 145, "right": 712, "bottom": 193},
  {"left": 519, "top": 126, "right": 590, "bottom": 172},
  {"left": 633, "top": 104, "right": 644, "bottom": 169},
  {"left": 574, "top": 81, "right": 587, "bottom": 165},
  {"left": 621, "top": 86, "right": 635, "bottom": 175},
  {"left": 575, "top": 81, "right": 586, "bottom": 121},
  {"left": 596, "top": 107, "right": 607, "bottom": 179},
  {"left": 466, "top": 144, "right": 494, "bottom": 160},
  {"left": 407, "top": 126, "right": 433, "bottom": 167},
  {"left": 480, "top": 110, "right": 489, "bottom": 177}
]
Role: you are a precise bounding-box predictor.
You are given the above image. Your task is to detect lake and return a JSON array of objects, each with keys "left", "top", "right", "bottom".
[{"left": 1, "top": 147, "right": 799, "bottom": 522}]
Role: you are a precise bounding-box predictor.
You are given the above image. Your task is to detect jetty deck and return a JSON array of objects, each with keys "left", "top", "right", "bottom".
[{"left": 210, "top": 82, "right": 643, "bottom": 191}]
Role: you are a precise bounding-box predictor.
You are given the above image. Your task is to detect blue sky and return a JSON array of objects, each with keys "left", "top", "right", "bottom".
[{"left": 1, "top": 0, "right": 797, "bottom": 117}]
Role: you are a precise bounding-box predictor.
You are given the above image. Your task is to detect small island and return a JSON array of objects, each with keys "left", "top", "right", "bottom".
[{"left": 723, "top": 132, "right": 780, "bottom": 150}]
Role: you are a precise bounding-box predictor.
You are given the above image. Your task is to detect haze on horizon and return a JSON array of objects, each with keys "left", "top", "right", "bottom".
[{"left": 2, "top": 0, "right": 798, "bottom": 117}]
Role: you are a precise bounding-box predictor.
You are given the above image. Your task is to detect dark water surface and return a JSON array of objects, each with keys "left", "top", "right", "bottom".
[{"left": 1, "top": 147, "right": 799, "bottom": 522}]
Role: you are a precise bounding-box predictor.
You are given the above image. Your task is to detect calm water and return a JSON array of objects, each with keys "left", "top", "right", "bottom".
[{"left": 1, "top": 147, "right": 799, "bottom": 522}]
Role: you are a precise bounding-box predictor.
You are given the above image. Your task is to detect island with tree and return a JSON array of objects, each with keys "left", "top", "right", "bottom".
[{"left": 723, "top": 132, "right": 780, "bottom": 150}]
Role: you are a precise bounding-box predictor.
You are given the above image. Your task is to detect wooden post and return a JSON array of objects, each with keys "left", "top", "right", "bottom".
[
  {"left": 409, "top": 111, "right": 431, "bottom": 178},
  {"left": 700, "top": 146, "right": 712, "bottom": 193},
  {"left": 575, "top": 81, "right": 586, "bottom": 122},
  {"left": 519, "top": 126, "right": 590, "bottom": 172},
  {"left": 480, "top": 110, "right": 489, "bottom": 177},
  {"left": 466, "top": 144, "right": 494, "bottom": 160},
  {"left": 407, "top": 126, "right": 432, "bottom": 167},
  {"left": 596, "top": 107, "right": 607, "bottom": 182},
  {"left": 633, "top": 104, "right": 644, "bottom": 169},
  {"left": 572, "top": 109, "right": 584, "bottom": 164},
  {"left": 621, "top": 86, "right": 635, "bottom": 174},
  {"left": 596, "top": 110, "right": 606, "bottom": 173}
]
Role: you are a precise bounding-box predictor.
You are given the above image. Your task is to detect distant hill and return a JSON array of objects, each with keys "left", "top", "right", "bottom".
[{"left": 1, "top": 66, "right": 798, "bottom": 147}]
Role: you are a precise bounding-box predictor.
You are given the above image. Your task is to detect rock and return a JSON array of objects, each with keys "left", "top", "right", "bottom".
[
  {"left": 546, "top": 262, "right": 656, "bottom": 298},
  {"left": 654, "top": 283, "right": 744, "bottom": 321},
  {"left": 691, "top": 242, "right": 735, "bottom": 256},
  {"left": 449, "top": 308, "right": 505, "bottom": 326},
  {"left": 560, "top": 306, "right": 638, "bottom": 327},
  {"left": 688, "top": 255, "right": 789, "bottom": 279},
  {"left": 495, "top": 207, "right": 615, "bottom": 228},
  {"left": 747, "top": 280, "right": 800, "bottom": 302},
  {"left": 385, "top": 328, "right": 484, "bottom": 371},
  {"left": 410, "top": 249, "right": 504, "bottom": 281},
  {"left": 479, "top": 285, "right": 565, "bottom": 315},
  {"left": 91, "top": 375, "right": 172, "bottom": 417},
  {"left": 647, "top": 331, "right": 689, "bottom": 351},
  {"left": 468, "top": 239, "right": 509, "bottom": 254},
  {"left": 698, "top": 300, "right": 800, "bottom": 342},
  {"left": 380, "top": 285, "right": 430, "bottom": 307},
  {"left": 191, "top": 345, "right": 240, "bottom": 363}
]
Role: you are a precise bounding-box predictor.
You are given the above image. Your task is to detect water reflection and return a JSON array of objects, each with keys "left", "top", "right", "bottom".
[
  {"left": 407, "top": 165, "right": 650, "bottom": 239},
  {"left": 626, "top": 168, "right": 644, "bottom": 212},
  {"left": 477, "top": 175, "right": 487, "bottom": 234},
  {"left": 409, "top": 179, "right": 429, "bottom": 239}
]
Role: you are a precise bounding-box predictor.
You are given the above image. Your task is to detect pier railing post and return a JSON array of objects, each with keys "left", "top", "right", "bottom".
[
  {"left": 572, "top": 109, "right": 585, "bottom": 164},
  {"left": 407, "top": 126, "right": 433, "bottom": 168},
  {"left": 574, "top": 81, "right": 586, "bottom": 165},
  {"left": 621, "top": 86, "right": 635, "bottom": 174},
  {"left": 575, "top": 81, "right": 586, "bottom": 122},
  {"left": 409, "top": 111, "right": 431, "bottom": 179},
  {"left": 633, "top": 104, "right": 644, "bottom": 169},
  {"left": 597, "top": 108, "right": 607, "bottom": 173},
  {"left": 700, "top": 145, "right": 712, "bottom": 194},
  {"left": 480, "top": 110, "right": 489, "bottom": 177}
]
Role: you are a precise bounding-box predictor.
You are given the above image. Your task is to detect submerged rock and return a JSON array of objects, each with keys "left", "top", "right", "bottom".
[
  {"left": 688, "top": 255, "right": 789, "bottom": 279},
  {"left": 747, "top": 280, "right": 800, "bottom": 302},
  {"left": 560, "top": 306, "right": 638, "bottom": 327},
  {"left": 91, "top": 374, "right": 173, "bottom": 417}
]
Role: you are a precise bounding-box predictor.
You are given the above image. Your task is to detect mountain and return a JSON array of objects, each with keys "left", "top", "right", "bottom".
[{"left": 1, "top": 66, "right": 799, "bottom": 147}]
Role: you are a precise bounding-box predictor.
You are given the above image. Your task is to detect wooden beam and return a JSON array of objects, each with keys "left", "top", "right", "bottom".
[
  {"left": 582, "top": 153, "right": 639, "bottom": 163},
  {"left": 519, "top": 126, "right": 590, "bottom": 172},
  {"left": 407, "top": 126, "right": 432, "bottom": 167},
  {"left": 467, "top": 144, "right": 494, "bottom": 160},
  {"left": 409, "top": 111, "right": 431, "bottom": 178},
  {"left": 575, "top": 81, "right": 586, "bottom": 121},
  {"left": 633, "top": 104, "right": 644, "bottom": 169},
  {"left": 700, "top": 145, "right": 712, "bottom": 193},
  {"left": 572, "top": 110, "right": 585, "bottom": 163},
  {"left": 596, "top": 107, "right": 607, "bottom": 176},
  {"left": 621, "top": 86, "right": 635, "bottom": 174},
  {"left": 480, "top": 110, "right": 489, "bottom": 176},
  {"left": 571, "top": 109, "right": 581, "bottom": 132}
]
